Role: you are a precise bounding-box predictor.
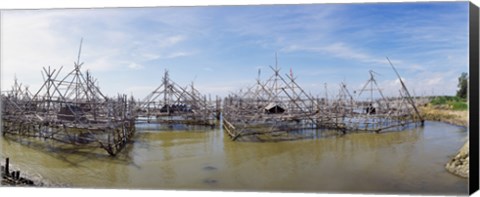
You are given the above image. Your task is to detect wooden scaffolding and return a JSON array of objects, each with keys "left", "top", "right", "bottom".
[
  {"left": 223, "top": 58, "right": 320, "bottom": 141},
  {"left": 222, "top": 57, "right": 424, "bottom": 141},
  {"left": 322, "top": 70, "right": 424, "bottom": 133},
  {"left": 135, "top": 70, "right": 218, "bottom": 126},
  {"left": 1, "top": 45, "right": 135, "bottom": 156}
]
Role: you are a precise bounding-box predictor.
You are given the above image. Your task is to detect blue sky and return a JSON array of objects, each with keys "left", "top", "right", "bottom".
[{"left": 1, "top": 2, "right": 469, "bottom": 100}]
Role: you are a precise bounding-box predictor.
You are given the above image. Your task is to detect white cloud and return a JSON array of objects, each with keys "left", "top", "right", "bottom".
[
  {"left": 202, "top": 67, "right": 213, "bottom": 72},
  {"left": 169, "top": 52, "right": 192, "bottom": 58},
  {"left": 424, "top": 75, "right": 442, "bottom": 86},
  {"left": 1, "top": 11, "right": 79, "bottom": 91},
  {"left": 282, "top": 42, "right": 401, "bottom": 66},
  {"left": 124, "top": 85, "right": 157, "bottom": 100},
  {"left": 196, "top": 79, "right": 253, "bottom": 97},
  {"left": 163, "top": 35, "right": 185, "bottom": 46},
  {"left": 127, "top": 62, "right": 144, "bottom": 70},
  {"left": 1, "top": 9, "right": 195, "bottom": 94},
  {"left": 82, "top": 56, "right": 117, "bottom": 72},
  {"left": 378, "top": 71, "right": 459, "bottom": 97},
  {"left": 322, "top": 43, "right": 370, "bottom": 61}
]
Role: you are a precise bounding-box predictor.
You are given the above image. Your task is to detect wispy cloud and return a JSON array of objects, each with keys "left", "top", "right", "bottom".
[
  {"left": 127, "top": 62, "right": 144, "bottom": 70},
  {"left": 1, "top": 8, "right": 197, "bottom": 92},
  {"left": 282, "top": 42, "right": 394, "bottom": 65},
  {"left": 1, "top": 3, "right": 469, "bottom": 98}
]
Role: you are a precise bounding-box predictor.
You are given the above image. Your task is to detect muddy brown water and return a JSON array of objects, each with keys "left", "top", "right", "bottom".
[{"left": 0, "top": 121, "right": 468, "bottom": 195}]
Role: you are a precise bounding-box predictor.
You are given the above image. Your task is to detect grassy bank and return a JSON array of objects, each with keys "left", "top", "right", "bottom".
[
  {"left": 420, "top": 96, "right": 468, "bottom": 127},
  {"left": 429, "top": 96, "right": 468, "bottom": 111}
]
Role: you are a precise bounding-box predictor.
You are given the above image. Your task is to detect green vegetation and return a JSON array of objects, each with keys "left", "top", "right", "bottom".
[
  {"left": 427, "top": 72, "right": 469, "bottom": 111},
  {"left": 451, "top": 102, "right": 468, "bottom": 111},
  {"left": 456, "top": 72, "right": 468, "bottom": 99},
  {"left": 429, "top": 96, "right": 468, "bottom": 111}
]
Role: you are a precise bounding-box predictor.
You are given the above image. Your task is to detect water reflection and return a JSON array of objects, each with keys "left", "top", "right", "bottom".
[{"left": 0, "top": 121, "right": 468, "bottom": 195}]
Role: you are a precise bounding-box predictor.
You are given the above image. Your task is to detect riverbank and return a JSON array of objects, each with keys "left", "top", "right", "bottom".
[
  {"left": 0, "top": 157, "right": 59, "bottom": 187},
  {"left": 1, "top": 158, "right": 35, "bottom": 186},
  {"left": 445, "top": 142, "right": 469, "bottom": 178},
  {"left": 419, "top": 105, "right": 469, "bottom": 178},
  {"left": 419, "top": 106, "right": 468, "bottom": 127}
]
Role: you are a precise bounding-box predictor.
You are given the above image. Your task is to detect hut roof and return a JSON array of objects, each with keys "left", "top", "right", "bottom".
[{"left": 264, "top": 103, "right": 285, "bottom": 114}]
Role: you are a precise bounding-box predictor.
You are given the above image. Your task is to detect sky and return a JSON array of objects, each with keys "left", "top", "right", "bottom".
[{"left": 0, "top": 2, "right": 469, "bottom": 100}]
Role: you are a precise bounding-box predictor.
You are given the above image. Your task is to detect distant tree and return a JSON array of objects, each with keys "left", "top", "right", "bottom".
[{"left": 456, "top": 72, "right": 468, "bottom": 99}]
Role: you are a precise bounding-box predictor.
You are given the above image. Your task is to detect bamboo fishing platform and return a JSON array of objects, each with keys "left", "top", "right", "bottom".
[
  {"left": 133, "top": 70, "right": 220, "bottom": 127},
  {"left": 222, "top": 56, "right": 425, "bottom": 142},
  {"left": 223, "top": 64, "right": 320, "bottom": 142},
  {"left": 1, "top": 42, "right": 135, "bottom": 156}
]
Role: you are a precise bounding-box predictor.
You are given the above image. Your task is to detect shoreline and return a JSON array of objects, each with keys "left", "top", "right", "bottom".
[
  {"left": 419, "top": 106, "right": 469, "bottom": 178},
  {"left": 1, "top": 157, "right": 35, "bottom": 186},
  {"left": 0, "top": 157, "right": 62, "bottom": 187},
  {"left": 419, "top": 106, "right": 468, "bottom": 127}
]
